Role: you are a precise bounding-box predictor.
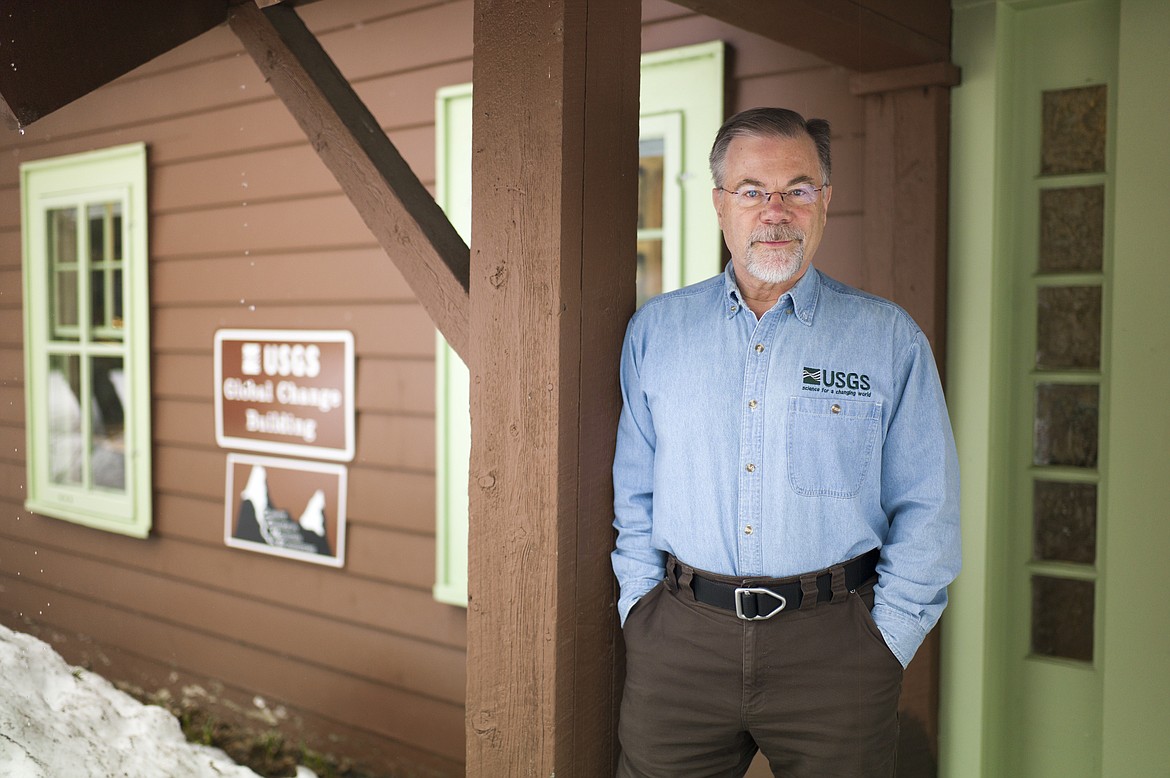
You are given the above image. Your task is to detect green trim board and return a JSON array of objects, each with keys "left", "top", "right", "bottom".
[
  {"left": 1099, "top": 0, "right": 1170, "bottom": 772},
  {"left": 20, "top": 143, "right": 153, "bottom": 538},
  {"left": 638, "top": 40, "right": 726, "bottom": 287},
  {"left": 938, "top": 6, "right": 1000, "bottom": 772},
  {"left": 433, "top": 82, "right": 473, "bottom": 607},
  {"left": 433, "top": 42, "right": 725, "bottom": 606}
]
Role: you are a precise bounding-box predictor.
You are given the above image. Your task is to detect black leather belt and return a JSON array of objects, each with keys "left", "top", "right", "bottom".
[{"left": 680, "top": 549, "right": 879, "bottom": 620}]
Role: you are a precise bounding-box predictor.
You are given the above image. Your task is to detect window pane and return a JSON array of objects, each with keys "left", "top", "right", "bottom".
[
  {"left": 89, "top": 203, "right": 108, "bottom": 263},
  {"left": 112, "top": 204, "right": 123, "bottom": 260},
  {"left": 88, "top": 202, "right": 124, "bottom": 338},
  {"left": 113, "top": 268, "right": 124, "bottom": 327},
  {"left": 54, "top": 270, "right": 79, "bottom": 333},
  {"left": 1036, "top": 285, "right": 1101, "bottom": 370},
  {"left": 1041, "top": 85, "right": 1107, "bottom": 176},
  {"left": 1034, "top": 383, "right": 1099, "bottom": 468},
  {"left": 1031, "top": 575, "right": 1094, "bottom": 661},
  {"left": 91, "top": 356, "right": 126, "bottom": 491},
  {"left": 637, "top": 137, "right": 666, "bottom": 309},
  {"left": 1039, "top": 186, "right": 1104, "bottom": 273},
  {"left": 48, "top": 354, "right": 83, "bottom": 485},
  {"left": 637, "top": 240, "right": 663, "bottom": 309},
  {"left": 1033, "top": 480, "right": 1097, "bottom": 563},
  {"left": 91, "top": 269, "right": 108, "bottom": 333},
  {"left": 48, "top": 208, "right": 80, "bottom": 341},
  {"left": 638, "top": 140, "right": 665, "bottom": 231}
]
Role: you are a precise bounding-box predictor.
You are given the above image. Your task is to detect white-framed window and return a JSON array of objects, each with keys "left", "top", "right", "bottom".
[
  {"left": 20, "top": 143, "right": 153, "bottom": 537},
  {"left": 434, "top": 41, "right": 725, "bottom": 605}
]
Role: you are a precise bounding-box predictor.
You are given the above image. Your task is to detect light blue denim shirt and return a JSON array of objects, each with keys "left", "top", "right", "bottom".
[{"left": 611, "top": 262, "right": 960, "bottom": 667}]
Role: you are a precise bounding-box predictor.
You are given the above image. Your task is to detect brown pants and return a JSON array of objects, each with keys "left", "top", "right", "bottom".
[{"left": 617, "top": 557, "right": 902, "bottom": 778}]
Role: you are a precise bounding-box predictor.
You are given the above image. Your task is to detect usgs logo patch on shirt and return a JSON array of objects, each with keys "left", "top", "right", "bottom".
[{"left": 802, "top": 366, "right": 872, "bottom": 397}]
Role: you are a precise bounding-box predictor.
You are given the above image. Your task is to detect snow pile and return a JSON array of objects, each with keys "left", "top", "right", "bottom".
[{"left": 0, "top": 623, "right": 314, "bottom": 777}]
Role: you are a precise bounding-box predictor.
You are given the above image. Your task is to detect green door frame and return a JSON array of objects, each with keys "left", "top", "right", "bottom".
[{"left": 941, "top": 1, "right": 1170, "bottom": 774}]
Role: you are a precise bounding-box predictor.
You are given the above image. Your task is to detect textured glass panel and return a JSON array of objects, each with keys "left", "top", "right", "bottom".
[
  {"left": 1042, "top": 85, "right": 1107, "bottom": 175},
  {"left": 47, "top": 354, "right": 83, "bottom": 485},
  {"left": 1034, "top": 384, "right": 1099, "bottom": 467},
  {"left": 1039, "top": 186, "right": 1105, "bottom": 272},
  {"left": 1036, "top": 285, "right": 1101, "bottom": 370},
  {"left": 1032, "top": 575, "right": 1094, "bottom": 661},
  {"left": 1033, "top": 480, "right": 1097, "bottom": 563},
  {"left": 637, "top": 240, "right": 663, "bottom": 309},
  {"left": 91, "top": 356, "right": 126, "bottom": 492}
]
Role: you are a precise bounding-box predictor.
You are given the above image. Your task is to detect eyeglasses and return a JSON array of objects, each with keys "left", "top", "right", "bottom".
[{"left": 718, "top": 184, "right": 827, "bottom": 209}]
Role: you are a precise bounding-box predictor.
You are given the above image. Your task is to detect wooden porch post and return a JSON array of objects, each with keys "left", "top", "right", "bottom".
[
  {"left": 851, "top": 62, "right": 961, "bottom": 369},
  {"left": 465, "top": 0, "right": 640, "bottom": 775},
  {"left": 851, "top": 61, "right": 960, "bottom": 773}
]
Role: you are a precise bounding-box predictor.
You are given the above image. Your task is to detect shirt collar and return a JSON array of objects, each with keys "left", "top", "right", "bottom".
[{"left": 722, "top": 261, "right": 820, "bottom": 325}]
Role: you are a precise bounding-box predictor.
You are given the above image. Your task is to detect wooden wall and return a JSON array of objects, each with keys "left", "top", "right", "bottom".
[
  {"left": 642, "top": 0, "right": 867, "bottom": 285},
  {"left": 0, "top": 1, "right": 869, "bottom": 774}
]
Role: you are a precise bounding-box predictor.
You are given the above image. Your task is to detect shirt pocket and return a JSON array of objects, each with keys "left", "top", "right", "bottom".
[{"left": 787, "top": 396, "right": 881, "bottom": 498}]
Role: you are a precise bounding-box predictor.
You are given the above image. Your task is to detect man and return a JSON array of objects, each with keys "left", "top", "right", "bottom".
[{"left": 611, "top": 107, "right": 960, "bottom": 777}]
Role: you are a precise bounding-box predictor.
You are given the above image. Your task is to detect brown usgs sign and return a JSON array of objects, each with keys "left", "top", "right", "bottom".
[{"left": 214, "top": 329, "right": 355, "bottom": 461}]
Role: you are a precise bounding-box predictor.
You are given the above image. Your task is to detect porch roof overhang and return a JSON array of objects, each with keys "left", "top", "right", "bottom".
[
  {"left": 672, "top": 0, "right": 952, "bottom": 72},
  {"left": 0, "top": 0, "right": 953, "bottom": 130},
  {"left": 0, "top": 0, "right": 231, "bottom": 130}
]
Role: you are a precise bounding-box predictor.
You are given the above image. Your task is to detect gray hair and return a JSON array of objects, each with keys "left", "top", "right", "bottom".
[{"left": 708, "top": 107, "right": 831, "bottom": 188}]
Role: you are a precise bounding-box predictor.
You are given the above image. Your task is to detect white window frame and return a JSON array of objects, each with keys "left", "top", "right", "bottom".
[
  {"left": 434, "top": 41, "right": 725, "bottom": 605},
  {"left": 20, "top": 143, "right": 153, "bottom": 537}
]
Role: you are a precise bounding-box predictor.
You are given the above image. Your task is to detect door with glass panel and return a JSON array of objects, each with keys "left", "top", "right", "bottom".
[{"left": 996, "top": 2, "right": 1116, "bottom": 773}]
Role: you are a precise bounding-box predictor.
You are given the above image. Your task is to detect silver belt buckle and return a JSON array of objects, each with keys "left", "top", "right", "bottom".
[{"left": 734, "top": 587, "right": 787, "bottom": 620}]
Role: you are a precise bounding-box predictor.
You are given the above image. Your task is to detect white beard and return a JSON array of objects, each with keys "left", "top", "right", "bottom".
[{"left": 744, "top": 225, "right": 805, "bottom": 285}]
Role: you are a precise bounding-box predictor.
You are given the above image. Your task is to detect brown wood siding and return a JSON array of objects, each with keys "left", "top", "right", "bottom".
[{"left": 0, "top": 1, "right": 876, "bottom": 775}]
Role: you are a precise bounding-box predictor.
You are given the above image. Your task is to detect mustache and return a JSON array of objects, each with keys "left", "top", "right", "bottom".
[{"left": 750, "top": 225, "right": 805, "bottom": 243}]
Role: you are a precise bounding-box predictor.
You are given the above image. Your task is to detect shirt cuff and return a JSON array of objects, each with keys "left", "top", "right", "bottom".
[
  {"left": 617, "top": 577, "right": 662, "bottom": 626},
  {"left": 871, "top": 603, "right": 927, "bottom": 668}
]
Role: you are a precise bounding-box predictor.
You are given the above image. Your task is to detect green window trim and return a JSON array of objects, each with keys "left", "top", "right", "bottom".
[
  {"left": 20, "top": 143, "right": 153, "bottom": 538},
  {"left": 434, "top": 82, "right": 473, "bottom": 607},
  {"left": 434, "top": 41, "right": 725, "bottom": 606}
]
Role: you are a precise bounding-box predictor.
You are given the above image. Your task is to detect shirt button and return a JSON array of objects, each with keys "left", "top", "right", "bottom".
[
  {"left": 730, "top": 304, "right": 738, "bottom": 313},
  {"left": 831, "top": 404, "right": 842, "bottom": 414},
  {"left": 744, "top": 525, "right": 753, "bottom": 535},
  {"left": 748, "top": 399, "right": 758, "bottom": 410},
  {"left": 755, "top": 343, "right": 765, "bottom": 353},
  {"left": 745, "top": 463, "right": 756, "bottom": 473}
]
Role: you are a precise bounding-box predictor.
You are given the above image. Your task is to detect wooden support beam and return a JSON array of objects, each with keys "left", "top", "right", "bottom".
[
  {"left": 465, "top": 0, "right": 640, "bottom": 774},
  {"left": 849, "top": 67, "right": 956, "bottom": 767},
  {"left": 850, "top": 70, "right": 954, "bottom": 373},
  {"left": 228, "top": 3, "right": 471, "bottom": 358},
  {"left": 668, "top": 0, "right": 950, "bottom": 72},
  {"left": 850, "top": 61, "right": 961, "bottom": 97}
]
